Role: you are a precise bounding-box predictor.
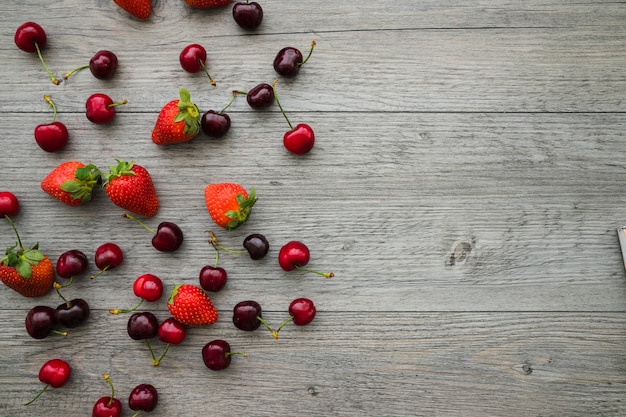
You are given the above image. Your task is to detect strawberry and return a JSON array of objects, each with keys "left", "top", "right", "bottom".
[
  {"left": 113, "top": 0, "right": 151, "bottom": 20},
  {"left": 0, "top": 217, "right": 54, "bottom": 297},
  {"left": 204, "top": 183, "right": 257, "bottom": 230},
  {"left": 151, "top": 88, "right": 200, "bottom": 145},
  {"left": 167, "top": 284, "right": 218, "bottom": 326},
  {"left": 184, "top": 0, "right": 230, "bottom": 9},
  {"left": 103, "top": 160, "right": 159, "bottom": 218},
  {"left": 41, "top": 161, "right": 101, "bottom": 207}
]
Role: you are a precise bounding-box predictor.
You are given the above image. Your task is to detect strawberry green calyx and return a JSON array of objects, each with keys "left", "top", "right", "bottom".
[
  {"left": 225, "top": 188, "right": 257, "bottom": 231},
  {"left": 175, "top": 88, "right": 200, "bottom": 137},
  {"left": 1, "top": 215, "right": 43, "bottom": 279},
  {"left": 60, "top": 164, "right": 102, "bottom": 204},
  {"left": 103, "top": 159, "right": 136, "bottom": 186}
]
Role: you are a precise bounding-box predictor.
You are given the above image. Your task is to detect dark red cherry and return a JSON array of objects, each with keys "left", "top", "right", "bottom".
[
  {"left": 283, "top": 123, "right": 315, "bottom": 155},
  {"left": 243, "top": 233, "right": 269, "bottom": 260},
  {"left": 127, "top": 311, "right": 159, "bottom": 340},
  {"left": 34, "top": 94, "right": 68, "bottom": 153},
  {"left": 232, "top": 2, "right": 263, "bottom": 30},
  {"left": 14, "top": 21, "right": 46, "bottom": 53},
  {"left": 25, "top": 306, "right": 64, "bottom": 339},
  {"left": 232, "top": 300, "right": 262, "bottom": 331},
  {"left": 152, "top": 222, "right": 184, "bottom": 252},
  {"left": 55, "top": 298, "right": 90, "bottom": 328},
  {"left": 289, "top": 297, "right": 316, "bottom": 326},
  {"left": 128, "top": 383, "right": 158, "bottom": 413},
  {"left": 278, "top": 240, "right": 310, "bottom": 271},
  {"left": 86, "top": 93, "right": 127, "bottom": 124},
  {"left": 246, "top": 83, "right": 275, "bottom": 109},
  {"left": 0, "top": 191, "right": 20, "bottom": 217},
  {"left": 201, "top": 110, "right": 231, "bottom": 138},
  {"left": 158, "top": 318, "right": 186, "bottom": 345},
  {"left": 199, "top": 265, "right": 228, "bottom": 292},
  {"left": 273, "top": 47, "right": 303, "bottom": 77},
  {"left": 89, "top": 50, "right": 118, "bottom": 80},
  {"left": 202, "top": 340, "right": 235, "bottom": 371},
  {"left": 93, "top": 242, "right": 124, "bottom": 277},
  {"left": 92, "top": 374, "right": 122, "bottom": 417},
  {"left": 56, "top": 250, "right": 88, "bottom": 279},
  {"left": 180, "top": 43, "right": 215, "bottom": 86}
]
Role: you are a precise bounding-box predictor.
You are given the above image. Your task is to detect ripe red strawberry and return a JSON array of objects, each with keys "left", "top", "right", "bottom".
[
  {"left": 41, "top": 161, "right": 101, "bottom": 207},
  {"left": 167, "top": 284, "right": 218, "bottom": 326},
  {"left": 204, "top": 183, "right": 257, "bottom": 230},
  {"left": 103, "top": 160, "right": 159, "bottom": 217},
  {"left": 113, "top": 0, "right": 151, "bottom": 19},
  {"left": 152, "top": 88, "right": 200, "bottom": 145},
  {"left": 0, "top": 217, "right": 54, "bottom": 297},
  {"left": 184, "top": 0, "right": 230, "bottom": 9}
]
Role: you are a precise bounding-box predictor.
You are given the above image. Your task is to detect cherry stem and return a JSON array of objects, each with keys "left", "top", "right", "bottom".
[
  {"left": 130, "top": 411, "right": 143, "bottom": 417},
  {"left": 299, "top": 40, "right": 317, "bottom": 67},
  {"left": 273, "top": 316, "right": 295, "bottom": 338},
  {"left": 144, "top": 339, "right": 159, "bottom": 366},
  {"left": 24, "top": 384, "right": 49, "bottom": 406},
  {"left": 107, "top": 99, "right": 128, "bottom": 108},
  {"left": 295, "top": 265, "right": 334, "bottom": 278},
  {"left": 123, "top": 213, "right": 155, "bottom": 234},
  {"left": 53, "top": 281, "right": 71, "bottom": 306},
  {"left": 272, "top": 79, "right": 294, "bottom": 130},
  {"left": 54, "top": 276, "right": 74, "bottom": 289},
  {"left": 43, "top": 95, "right": 58, "bottom": 123},
  {"left": 209, "top": 231, "right": 246, "bottom": 256},
  {"left": 152, "top": 343, "right": 170, "bottom": 367},
  {"left": 102, "top": 374, "right": 116, "bottom": 407},
  {"left": 63, "top": 64, "right": 89, "bottom": 80},
  {"left": 219, "top": 91, "right": 238, "bottom": 114},
  {"left": 226, "top": 351, "right": 248, "bottom": 359},
  {"left": 199, "top": 60, "right": 216, "bottom": 86},
  {"left": 34, "top": 42, "right": 59, "bottom": 85},
  {"left": 52, "top": 329, "right": 68, "bottom": 337},
  {"left": 256, "top": 316, "right": 280, "bottom": 339},
  {"left": 4, "top": 214, "right": 24, "bottom": 249},
  {"left": 90, "top": 264, "right": 110, "bottom": 279},
  {"left": 109, "top": 298, "right": 144, "bottom": 315}
]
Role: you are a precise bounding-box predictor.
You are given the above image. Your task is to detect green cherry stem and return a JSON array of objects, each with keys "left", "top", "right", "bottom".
[
  {"left": 219, "top": 91, "right": 239, "bottom": 114},
  {"left": 34, "top": 42, "right": 59, "bottom": 85},
  {"left": 109, "top": 298, "right": 144, "bottom": 315},
  {"left": 144, "top": 339, "right": 159, "bottom": 366},
  {"left": 152, "top": 343, "right": 170, "bottom": 367},
  {"left": 90, "top": 265, "right": 110, "bottom": 280},
  {"left": 4, "top": 214, "right": 24, "bottom": 249},
  {"left": 43, "top": 95, "right": 58, "bottom": 123},
  {"left": 24, "top": 384, "right": 49, "bottom": 406},
  {"left": 209, "top": 231, "right": 246, "bottom": 256},
  {"left": 102, "top": 374, "right": 116, "bottom": 407},
  {"left": 63, "top": 64, "right": 89, "bottom": 80},
  {"left": 199, "top": 60, "right": 216, "bottom": 86},
  {"left": 123, "top": 213, "right": 156, "bottom": 235},
  {"left": 256, "top": 315, "right": 280, "bottom": 339},
  {"left": 53, "top": 280, "right": 72, "bottom": 307},
  {"left": 107, "top": 99, "right": 128, "bottom": 108},
  {"left": 299, "top": 40, "right": 317, "bottom": 67},
  {"left": 295, "top": 265, "right": 334, "bottom": 278},
  {"left": 272, "top": 79, "right": 293, "bottom": 130},
  {"left": 273, "top": 316, "right": 295, "bottom": 339}
]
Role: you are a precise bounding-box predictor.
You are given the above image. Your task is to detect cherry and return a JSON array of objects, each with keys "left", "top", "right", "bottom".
[
  {"left": 25, "top": 305, "right": 67, "bottom": 339},
  {"left": 34, "top": 95, "right": 68, "bottom": 152},
  {"left": 14, "top": 21, "right": 59, "bottom": 85},
  {"left": 129, "top": 383, "right": 158, "bottom": 414},
  {"left": 127, "top": 311, "right": 159, "bottom": 340},
  {"left": 232, "top": 1, "right": 263, "bottom": 30},
  {"left": 273, "top": 41, "right": 316, "bottom": 78},
  {"left": 232, "top": 300, "right": 266, "bottom": 331},
  {"left": 56, "top": 249, "right": 88, "bottom": 280},
  {"left": 201, "top": 110, "right": 231, "bottom": 138},
  {"left": 123, "top": 213, "right": 183, "bottom": 252},
  {"left": 24, "top": 358, "right": 71, "bottom": 405},
  {"left": 202, "top": 340, "right": 247, "bottom": 371},
  {"left": 152, "top": 317, "right": 187, "bottom": 366},
  {"left": 92, "top": 374, "right": 122, "bottom": 417},
  {"left": 0, "top": 191, "right": 19, "bottom": 217},
  {"left": 272, "top": 80, "right": 315, "bottom": 154},
  {"left": 271, "top": 298, "right": 317, "bottom": 339},
  {"left": 209, "top": 230, "right": 269, "bottom": 260},
  {"left": 64, "top": 50, "right": 118, "bottom": 80},
  {"left": 278, "top": 240, "right": 334, "bottom": 277},
  {"left": 55, "top": 298, "right": 90, "bottom": 328},
  {"left": 91, "top": 242, "right": 124, "bottom": 279},
  {"left": 109, "top": 274, "right": 164, "bottom": 314},
  {"left": 86, "top": 93, "right": 127, "bottom": 124},
  {"left": 180, "top": 43, "right": 216, "bottom": 86},
  {"left": 199, "top": 265, "right": 228, "bottom": 292},
  {"left": 242, "top": 83, "right": 275, "bottom": 109}
]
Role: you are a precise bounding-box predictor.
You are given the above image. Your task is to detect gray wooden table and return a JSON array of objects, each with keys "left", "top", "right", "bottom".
[{"left": 2, "top": 1, "right": 626, "bottom": 416}]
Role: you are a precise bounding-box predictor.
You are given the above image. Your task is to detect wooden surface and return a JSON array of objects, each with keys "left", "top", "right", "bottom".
[{"left": 2, "top": 1, "right": 626, "bottom": 415}]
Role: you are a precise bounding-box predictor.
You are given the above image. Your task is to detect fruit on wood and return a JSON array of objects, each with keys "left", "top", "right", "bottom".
[
  {"left": 201, "top": 110, "right": 231, "bottom": 138},
  {"left": 242, "top": 82, "right": 275, "bottom": 109},
  {"left": 232, "top": 1, "right": 263, "bottom": 30},
  {"left": 152, "top": 88, "right": 201, "bottom": 145},
  {"left": 153, "top": 317, "right": 187, "bottom": 366},
  {"left": 92, "top": 374, "right": 123, "bottom": 417},
  {"left": 273, "top": 297, "right": 317, "bottom": 339},
  {"left": 209, "top": 231, "right": 269, "bottom": 260},
  {"left": 41, "top": 161, "right": 101, "bottom": 207},
  {"left": 25, "top": 305, "right": 67, "bottom": 339},
  {"left": 202, "top": 339, "right": 247, "bottom": 371},
  {"left": 273, "top": 41, "right": 316, "bottom": 78},
  {"left": 55, "top": 298, "right": 90, "bottom": 328},
  {"left": 24, "top": 358, "right": 71, "bottom": 405},
  {"left": 184, "top": 0, "right": 230, "bottom": 9},
  {"left": 180, "top": 44, "right": 216, "bottom": 86},
  {"left": 128, "top": 383, "right": 159, "bottom": 414},
  {"left": 103, "top": 160, "right": 159, "bottom": 218},
  {"left": 278, "top": 240, "right": 334, "bottom": 277},
  {"left": 199, "top": 265, "right": 228, "bottom": 292},
  {"left": 0, "top": 191, "right": 19, "bottom": 217},
  {"left": 56, "top": 249, "right": 88, "bottom": 280},
  {"left": 272, "top": 80, "right": 315, "bottom": 154},
  {"left": 14, "top": 21, "right": 59, "bottom": 85},
  {"left": 109, "top": 273, "right": 164, "bottom": 314},
  {"left": 204, "top": 183, "right": 257, "bottom": 230},
  {"left": 91, "top": 242, "right": 124, "bottom": 279},
  {"left": 34, "top": 95, "right": 68, "bottom": 152},
  {"left": 232, "top": 300, "right": 263, "bottom": 331},
  {"left": 0, "top": 216, "right": 54, "bottom": 297},
  {"left": 123, "top": 213, "right": 184, "bottom": 252},
  {"left": 167, "top": 284, "right": 218, "bottom": 326},
  {"left": 86, "top": 93, "right": 127, "bottom": 124},
  {"left": 113, "top": 0, "right": 151, "bottom": 19},
  {"left": 127, "top": 311, "right": 159, "bottom": 340},
  {"left": 64, "top": 50, "right": 118, "bottom": 80}
]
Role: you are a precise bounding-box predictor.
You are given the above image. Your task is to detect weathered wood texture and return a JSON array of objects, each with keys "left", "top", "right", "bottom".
[{"left": 1, "top": 1, "right": 626, "bottom": 416}]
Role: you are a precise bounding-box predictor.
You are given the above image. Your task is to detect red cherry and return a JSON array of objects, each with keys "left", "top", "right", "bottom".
[
  {"left": 91, "top": 242, "right": 124, "bottom": 279},
  {"left": 245, "top": 83, "right": 275, "bottom": 109},
  {"left": 86, "top": 93, "right": 127, "bottom": 124},
  {"left": 273, "top": 41, "right": 316, "bottom": 78},
  {"left": 34, "top": 95, "right": 68, "bottom": 152},
  {"left": 25, "top": 358, "right": 71, "bottom": 405},
  {"left": 64, "top": 50, "right": 118, "bottom": 81},
  {"left": 128, "top": 383, "right": 158, "bottom": 412},
  {"left": 133, "top": 273, "right": 164, "bottom": 302},
  {"left": 180, "top": 43, "right": 216, "bottom": 86},
  {"left": 56, "top": 249, "right": 89, "bottom": 279},
  {"left": 232, "top": 1, "right": 263, "bottom": 30},
  {"left": 92, "top": 374, "right": 122, "bottom": 417},
  {"left": 158, "top": 317, "right": 187, "bottom": 345},
  {"left": 14, "top": 22, "right": 59, "bottom": 85},
  {"left": 123, "top": 213, "right": 184, "bottom": 252},
  {"left": 289, "top": 297, "right": 316, "bottom": 326},
  {"left": 283, "top": 123, "right": 315, "bottom": 155},
  {"left": 202, "top": 340, "right": 247, "bottom": 371},
  {"left": 199, "top": 265, "right": 228, "bottom": 292},
  {"left": 201, "top": 110, "right": 231, "bottom": 138},
  {"left": 278, "top": 241, "right": 333, "bottom": 277},
  {"left": 0, "top": 191, "right": 19, "bottom": 217}
]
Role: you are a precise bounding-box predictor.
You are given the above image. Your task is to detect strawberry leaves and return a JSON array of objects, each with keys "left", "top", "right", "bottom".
[
  {"left": 225, "top": 188, "right": 257, "bottom": 230},
  {"left": 1, "top": 216, "right": 43, "bottom": 279},
  {"left": 175, "top": 88, "right": 200, "bottom": 137},
  {"left": 59, "top": 163, "right": 102, "bottom": 203}
]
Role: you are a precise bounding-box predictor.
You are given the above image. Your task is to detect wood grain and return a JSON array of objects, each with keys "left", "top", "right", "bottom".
[{"left": 1, "top": 1, "right": 626, "bottom": 416}]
